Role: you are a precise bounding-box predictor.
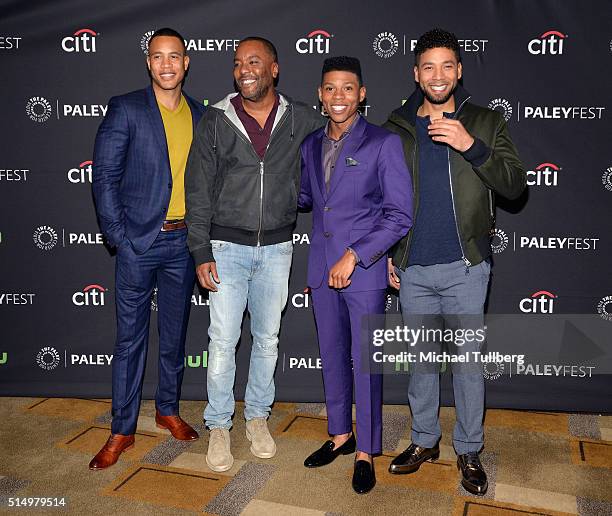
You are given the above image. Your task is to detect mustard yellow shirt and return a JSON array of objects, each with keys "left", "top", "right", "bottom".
[{"left": 158, "top": 95, "right": 192, "bottom": 219}]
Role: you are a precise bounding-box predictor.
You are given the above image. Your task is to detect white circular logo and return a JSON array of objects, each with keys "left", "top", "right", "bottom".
[
  {"left": 483, "top": 360, "right": 504, "bottom": 380},
  {"left": 385, "top": 294, "right": 394, "bottom": 312},
  {"left": 602, "top": 167, "right": 612, "bottom": 192},
  {"left": 36, "top": 347, "right": 60, "bottom": 370},
  {"left": 26, "top": 96, "right": 52, "bottom": 123},
  {"left": 597, "top": 296, "right": 612, "bottom": 322},
  {"left": 141, "top": 30, "right": 155, "bottom": 55},
  {"left": 372, "top": 32, "right": 399, "bottom": 59},
  {"left": 33, "top": 225, "right": 58, "bottom": 250},
  {"left": 490, "top": 228, "right": 509, "bottom": 254},
  {"left": 488, "top": 98, "right": 513, "bottom": 122},
  {"left": 150, "top": 287, "right": 158, "bottom": 311}
]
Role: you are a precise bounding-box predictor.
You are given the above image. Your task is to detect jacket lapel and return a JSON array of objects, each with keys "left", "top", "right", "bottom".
[
  {"left": 145, "top": 85, "right": 171, "bottom": 175},
  {"left": 311, "top": 129, "right": 326, "bottom": 197},
  {"left": 327, "top": 116, "right": 368, "bottom": 198},
  {"left": 184, "top": 93, "right": 202, "bottom": 135}
]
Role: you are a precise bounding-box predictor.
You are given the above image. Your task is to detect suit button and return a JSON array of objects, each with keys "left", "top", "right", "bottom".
[
  {"left": 324, "top": 206, "right": 330, "bottom": 211},
  {"left": 324, "top": 232, "right": 331, "bottom": 238}
]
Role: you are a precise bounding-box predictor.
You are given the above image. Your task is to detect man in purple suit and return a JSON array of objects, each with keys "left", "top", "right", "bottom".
[{"left": 299, "top": 57, "right": 413, "bottom": 494}]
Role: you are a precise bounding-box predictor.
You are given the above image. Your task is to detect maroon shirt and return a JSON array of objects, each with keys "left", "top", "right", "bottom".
[{"left": 230, "top": 93, "right": 280, "bottom": 159}]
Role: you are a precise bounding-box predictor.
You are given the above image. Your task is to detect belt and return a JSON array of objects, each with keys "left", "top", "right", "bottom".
[{"left": 161, "top": 219, "right": 187, "bottom": 232}]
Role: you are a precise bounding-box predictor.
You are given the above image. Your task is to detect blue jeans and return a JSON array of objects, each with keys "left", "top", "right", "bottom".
[
  {"left": 398, "top": 259, "right": 490, "bottom": 454},
  {"left": 204, "top": 240, "right": 293, "bottom": 429}
]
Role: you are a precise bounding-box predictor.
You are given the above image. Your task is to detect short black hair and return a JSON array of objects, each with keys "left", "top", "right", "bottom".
[
  {"left": 239, "top": 36, "right": 278, "bottom": 63},
  {"left": 414, "top": 28, "right": 461, "bottom": 65},
  {"left": 148, "top": 27, "right": 186, "bottom": 53},
  {"left": 321, "top": 56, "right": 363, "bottom": 86}
]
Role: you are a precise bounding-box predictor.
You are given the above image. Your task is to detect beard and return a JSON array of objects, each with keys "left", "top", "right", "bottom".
[
  {"left": 420, "top": 83, "right": 456, "bottom": 105},
  {"left": 238, "top": 78, "right": 272, "bottom": 102}
]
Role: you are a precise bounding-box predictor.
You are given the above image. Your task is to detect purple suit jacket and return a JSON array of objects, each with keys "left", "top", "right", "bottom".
[{"left": 299, "top": 116, "right": 414, "bottom": 292}]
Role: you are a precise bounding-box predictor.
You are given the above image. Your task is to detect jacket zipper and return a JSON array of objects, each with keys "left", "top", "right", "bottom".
[
  {"left": 220, "top": 107, "right": 292, "bottom": 246},
  {"left": 258, "top": 107, "right": 291, "bottom": 245},
  {"left": 448, "top": 95, "right": 472, "bottom": 273},
  {"left": 257, "top": 161, "right": 264, "bottom": 245},
  {"left": 400, "top": 139, "right": 417, "bottom": 268}
]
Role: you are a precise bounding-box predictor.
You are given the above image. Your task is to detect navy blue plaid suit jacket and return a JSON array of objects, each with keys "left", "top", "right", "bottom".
[{"left": 92, "top": 85, "right": 205, "bottom": 254}]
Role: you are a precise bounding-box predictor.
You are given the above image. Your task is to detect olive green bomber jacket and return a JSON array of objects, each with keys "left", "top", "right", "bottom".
[{"left": 383, "top": 84, "right": 526, "bottom": 269}]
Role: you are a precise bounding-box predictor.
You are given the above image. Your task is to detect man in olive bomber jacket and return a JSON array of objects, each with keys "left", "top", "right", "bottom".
[{"left": 383, "top": 28, "right": 526, "bottom": 496}]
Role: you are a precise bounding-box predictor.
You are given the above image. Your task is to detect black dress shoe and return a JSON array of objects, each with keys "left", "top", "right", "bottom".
[
  {"left": 304, "top": 434, "right": 356, "bottom": 468},
  {"left": 352, "top": 459, "right": 376, "bottom": 494},
  {"left": 457, "top": 452, "right": 488, "bottom": 496},
  {"left": 388, "top": 442, "right": 440, "bottom": 474}
]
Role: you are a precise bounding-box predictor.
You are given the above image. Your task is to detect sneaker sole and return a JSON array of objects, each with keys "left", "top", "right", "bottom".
[
  {"left": 246, "top": 429, "right": 277, "bottom": 459},
  {"left": 206, "top": 453, "right": 234, "bottom": 472}
]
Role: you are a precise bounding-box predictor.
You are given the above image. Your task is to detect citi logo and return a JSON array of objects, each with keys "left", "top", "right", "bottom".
[
  {"left": 527, "top": 162, "right": 560, "bottom": 187},
  {"left": 528, "top": 30, "right": 566, "bottom": 55},
  {"left": 62, "top": 28, "right": 98, "bottom": 53},
  {"left": 68, "top": 160, "right": 92, "bottom": 183},
  {"left": 296, "top": 30, "right": 332, "bottom": 54},
  {"left": 291, "top": 292, "right": 310, "bottom": 308},
  {"left": 72, "top": 284, "right": 107, "bottom": 306},
  {"left": 519, "top": 290, "right": 556, "bottom": 314}
]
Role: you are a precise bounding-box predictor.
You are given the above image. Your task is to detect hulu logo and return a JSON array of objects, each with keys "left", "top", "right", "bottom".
[
  {"left": 395, "top": 361, "right": 410, "bottom": 373},
  {"left": 185, "top": 351, "right": 208, "bottom": 368},
  {"left": 0, "top": 352, "right": 7, "bottom": 365}
]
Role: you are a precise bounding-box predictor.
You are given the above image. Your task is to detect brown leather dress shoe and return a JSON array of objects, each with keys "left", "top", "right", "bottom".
[
  {"left": 155, "top": 411, "right": 199, "bottom": 441},
  {"left": 89, "top": 434, "right": 135, "bottom": 470}
]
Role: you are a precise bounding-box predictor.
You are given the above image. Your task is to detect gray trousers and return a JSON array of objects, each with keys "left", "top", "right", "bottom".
[{"left": 398, "top": 259, "right": 490, "bottom": 454}]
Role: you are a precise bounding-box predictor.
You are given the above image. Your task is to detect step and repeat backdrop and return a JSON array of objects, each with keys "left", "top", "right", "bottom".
[{"left": 1, "top": 0, "right": 611, "bottom": 412}]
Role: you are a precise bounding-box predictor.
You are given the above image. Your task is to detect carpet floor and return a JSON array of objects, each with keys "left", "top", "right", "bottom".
[{"left": 0, "top": 398, "right": 611, "bottom": 515}]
